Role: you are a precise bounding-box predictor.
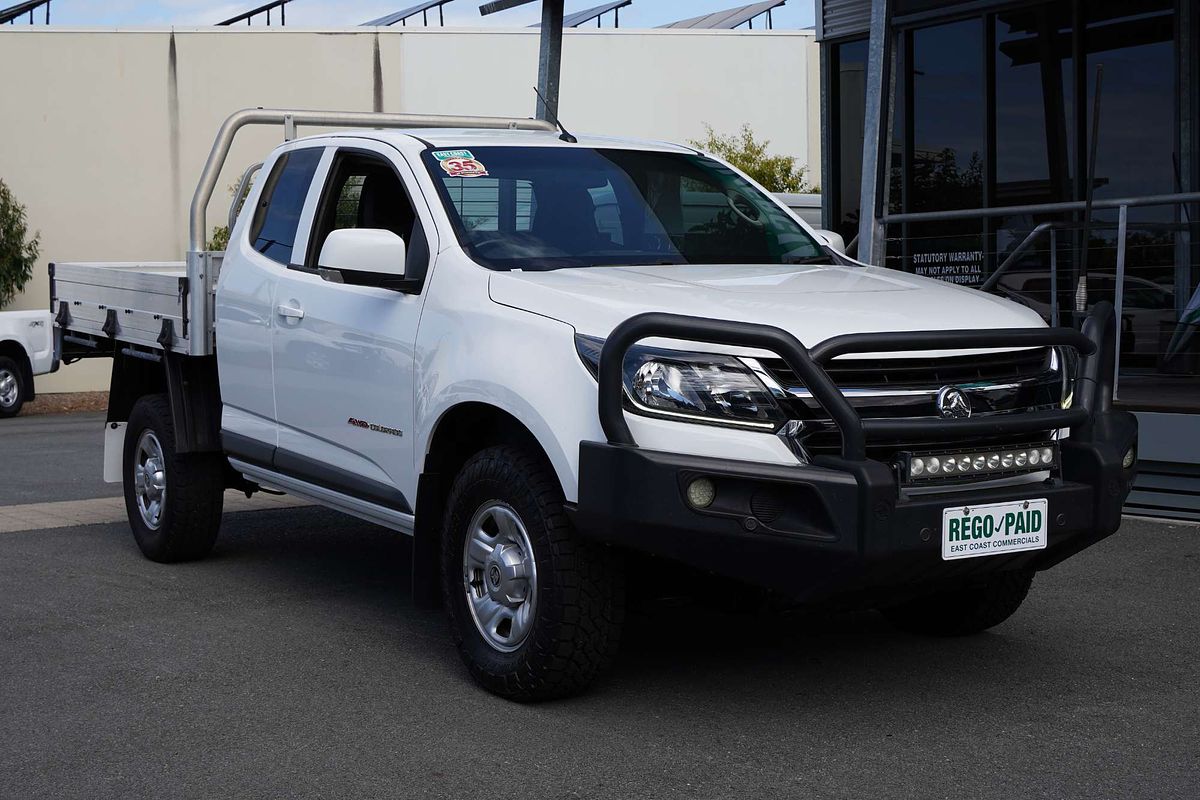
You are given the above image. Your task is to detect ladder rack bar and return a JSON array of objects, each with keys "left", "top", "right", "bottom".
[{"left": 188, "top": 107, "right": 556, "bottom": 253}]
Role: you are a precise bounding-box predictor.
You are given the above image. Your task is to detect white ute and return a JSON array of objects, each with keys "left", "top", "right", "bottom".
[
  {"left": 52, "top": 109, "right": 1137, "bottom": 700},
  {"left": 0, "top": 308, "right": 53, "bottom": 417}
]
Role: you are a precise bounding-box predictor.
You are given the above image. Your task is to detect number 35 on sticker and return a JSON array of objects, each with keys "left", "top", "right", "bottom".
[{"left": 433, "top": 149, "right": 489, "bottom": 178}]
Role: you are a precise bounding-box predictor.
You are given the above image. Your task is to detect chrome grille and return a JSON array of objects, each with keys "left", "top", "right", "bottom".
[
  {"left": 761, "top": 347, "right": 1066, "bottom": 469},
  {"left": 760, "top": 347, "right": 1053, "bottom": 390}
]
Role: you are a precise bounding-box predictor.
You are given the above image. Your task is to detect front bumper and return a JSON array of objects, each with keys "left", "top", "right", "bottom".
[
  {"left": 575, "top": 409, "right": 1136, "bottom": 604},
  {"left": 573, "top": 303, "right": 1137, "bottom": 605}
]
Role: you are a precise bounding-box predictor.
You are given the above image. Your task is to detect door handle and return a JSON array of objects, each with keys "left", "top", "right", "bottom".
[{"left": 276, "top": 302, "right": 304, "bottom": 320}]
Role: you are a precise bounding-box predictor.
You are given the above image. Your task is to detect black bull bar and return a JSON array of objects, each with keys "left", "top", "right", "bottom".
[
  {"left": 597, "top": 302, "right": 1119, "bottom": 457},
  {"left": 575, "top": 301, "right": 1137, "bottom": 604}
]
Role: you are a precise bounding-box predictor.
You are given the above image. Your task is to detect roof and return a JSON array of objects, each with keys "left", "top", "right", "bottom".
[
  {"left": 658, "top": 0, "right": 784, "bottom": 30},
  {"left": 289, "top": 127, "right": 695, "bottom": 153}
]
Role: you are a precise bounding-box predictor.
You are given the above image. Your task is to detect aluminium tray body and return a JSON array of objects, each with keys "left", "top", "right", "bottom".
[{"left": 50, "top": 256, "right": 221, "bottom": 355}]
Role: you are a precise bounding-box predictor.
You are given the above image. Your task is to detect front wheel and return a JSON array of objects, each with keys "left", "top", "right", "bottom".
[
  {"left": 442, "top": 445, "right": 625, "bottom": 701},
  {"left": 881, "top": 570, "right": 1035, "bottom": 637},
  {"left": 0, "top": 356, "right": 26, "bottom": 418},
  {"left": 123, "top": 394, "right": 224, "bottom": 563}
]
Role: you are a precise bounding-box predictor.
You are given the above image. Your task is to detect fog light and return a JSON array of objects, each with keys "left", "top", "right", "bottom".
[
  {"left": 972, "top": 455, "right": 986, "bottom": 471},
  {"left": 686, "top": 478, "right": 716, "bottom": 509},
  {"left": 910, "top": 457, "right": 926, "bottom": 477},
  {"left": 1016, "top": 451, "right": 1028, "bottom": 467},
  {"left": 986, "top": 454, "right": 1001, "bottom": 470},
  {"left": 1028, "top": 449, "right": 1041, "bottom": 465},
  {"left": 957, "top": 456, "right": 972, "bottom": 472},
  {"left": 1123, "top": 447, "right": 1136, "bottom": 469},
  {"left": 942, "top": 458, "right": 956, "bottom": 474},
  {"left": 926, "top": 456, "right": 941, "bottom": 474},
  {"left": 1040, "top": 447, "right": 1054, "bottom": 465}
]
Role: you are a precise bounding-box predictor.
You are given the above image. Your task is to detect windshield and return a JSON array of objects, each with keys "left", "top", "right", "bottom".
[{"left": 421, "top": 146, "right": 827, "bottom": 271}]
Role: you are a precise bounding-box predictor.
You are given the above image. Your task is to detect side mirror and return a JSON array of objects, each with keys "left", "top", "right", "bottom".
[
  {"left": 318, "top": 228, "right": 407, "bottom": 278},
  {"left": 814, "top": 229, "right": 847, "bottom": 255}
]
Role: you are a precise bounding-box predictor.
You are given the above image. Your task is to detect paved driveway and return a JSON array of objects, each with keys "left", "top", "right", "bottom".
[{"left": 0, "top": 414, "right": 1197, "bottom": 799}]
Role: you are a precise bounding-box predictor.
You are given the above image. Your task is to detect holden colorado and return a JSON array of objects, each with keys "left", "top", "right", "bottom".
[{"left": 49, "top": 109, "right": 1138, "bottom": 701}]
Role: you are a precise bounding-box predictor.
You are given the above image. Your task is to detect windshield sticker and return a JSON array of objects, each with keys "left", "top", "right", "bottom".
[
  {"left": 432, "top": 149, "right": 474, "bottom": 161},
  {"left": 439, "top": 156, "right": 490, "bottom": 179}
]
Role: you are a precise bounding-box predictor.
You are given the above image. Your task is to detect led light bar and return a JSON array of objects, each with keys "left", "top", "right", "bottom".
[{"left": 898, "top": 442, "right": 1058, "bottom": 483}]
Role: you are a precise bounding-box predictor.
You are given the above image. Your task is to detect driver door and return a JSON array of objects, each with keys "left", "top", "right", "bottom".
[{"left": 270, "top": 140, "right": 436, "bottom": 512}]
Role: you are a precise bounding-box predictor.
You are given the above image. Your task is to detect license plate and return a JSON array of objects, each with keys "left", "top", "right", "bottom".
[{"left": 942, "top": 498, "right": 1048, "bottom": 560}]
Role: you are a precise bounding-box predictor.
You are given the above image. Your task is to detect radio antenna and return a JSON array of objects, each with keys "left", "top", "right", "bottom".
[{"left": 532, "top": 86, "right": 578, "bottom": 143}]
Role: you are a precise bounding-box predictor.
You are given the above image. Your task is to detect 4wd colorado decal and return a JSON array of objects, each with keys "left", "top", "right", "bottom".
[
  {"left": 348, "top": 417, "right": 404, "bottom": 437},
  {"left": 433, "top": 149, "right": 489, "bottom": 179}
]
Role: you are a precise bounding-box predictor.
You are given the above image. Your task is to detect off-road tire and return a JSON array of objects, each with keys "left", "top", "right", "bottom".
[
  {"left": 123, "top": 394, "right": 224, "bottom": 563},
  {"left": 442, "top": 445, "right": 625, "bottom": 701},
  {"left": 881, "top": 570, "right": 1034, "bottom": 637},
  {"left": 0, "top": 355, "right": 26, "bottom": 418}
]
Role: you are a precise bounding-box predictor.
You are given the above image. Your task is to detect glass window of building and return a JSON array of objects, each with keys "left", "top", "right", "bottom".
[{"left": 873, "top": 0, "right": 1197, "bottom": 412}]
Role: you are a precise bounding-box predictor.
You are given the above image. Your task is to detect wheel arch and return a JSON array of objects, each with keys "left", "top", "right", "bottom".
[
  {"left": 411, "top": 401, "right": 569, "bottom": 608},
  {"left": 0, "top": 339, "right": 35, "bottom": 402},
  {"left": 107, "top": 351, "right": 222, "bottom": 454}
]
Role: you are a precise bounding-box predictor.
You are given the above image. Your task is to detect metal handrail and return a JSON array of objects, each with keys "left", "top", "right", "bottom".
[
  {"left": 881, "top": 190, "right": 1200, "bottom": 225},
  {"left": 881, "top": 191, "right": 1200, "bottom": 398},
  {"left": 978, "top": 222, "right": 1055, "bottom": 292}
]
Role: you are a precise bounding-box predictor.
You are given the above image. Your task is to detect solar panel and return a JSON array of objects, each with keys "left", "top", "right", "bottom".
[
  {"left": 0, "top": 0, "right": 50, "bottom": 24},
  {"left": 562, "top": 0, "right": 631, "bottom": 28},
  {"left": 658, "top": 0, "right": 785, "bottom": 30},
  {"left": 216, "top": 0, "right": 293, "bottom": 26},
  {"left": 479, "top": 0, "right": 537, "bottom": 16},
  {"left": 362, "top": 0, "right": 456, "bottom": 26}
]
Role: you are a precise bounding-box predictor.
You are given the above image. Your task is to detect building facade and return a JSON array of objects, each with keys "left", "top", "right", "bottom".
[{"left": 818, "top": 0, "right": 1200, "bottom": 518}]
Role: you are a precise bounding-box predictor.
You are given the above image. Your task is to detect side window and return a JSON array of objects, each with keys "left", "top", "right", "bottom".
[
  {"left": 249, "top": 148, "right": 323, "bottom": 265},
  {"left": 441, "top": 177, "right": 536, "bottom": 232},
  {"left": 310, "top": 152, "right": 419, "bottom": 252},
  {"left": 307, "top": 150, "right": 430, "bottom": 285}
]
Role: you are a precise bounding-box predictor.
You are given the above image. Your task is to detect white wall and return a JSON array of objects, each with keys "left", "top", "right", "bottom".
[{"left": 0, "top": 26, "right": 819, "bottom": 392}]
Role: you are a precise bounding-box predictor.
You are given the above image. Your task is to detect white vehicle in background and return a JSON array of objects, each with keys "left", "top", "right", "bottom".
[
  {"left": 996, "top": 270, "right": 1177, "bottom": 359},
  {"left": 0, "top": 308, "right": 53, "bottom": 417},
  {"left": 50, "top": 109, "right": 1137, "bottom": 701}
]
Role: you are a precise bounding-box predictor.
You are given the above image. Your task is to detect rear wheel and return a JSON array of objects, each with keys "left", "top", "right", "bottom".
[
  {"left": 881, "top": 570, "right": 1034, "bottom": 637},
  {"left": 0, "top": 356, "right": 26, "bottom": 418},
  {"left": 442, "top": 445, "right": 625, "bottom": 701},
  {"left": 123, "top": 394, "right": 224, "bottom": 562}
]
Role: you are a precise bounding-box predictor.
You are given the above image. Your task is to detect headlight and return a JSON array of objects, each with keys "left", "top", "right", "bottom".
[{"left": 575, "top": 334, "right": 785, "bottom": 430}]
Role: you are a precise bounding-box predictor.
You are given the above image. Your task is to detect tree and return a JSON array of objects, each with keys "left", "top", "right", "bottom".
[
  {"left": 690, "top": 124, "right": 817, "bottom": 194},
  {"left": 0, "top": 179, "right": 40, "bottom": 309}
]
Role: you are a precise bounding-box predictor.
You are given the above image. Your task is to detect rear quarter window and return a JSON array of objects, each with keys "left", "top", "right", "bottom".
[{"left": 249, "top": 148, "right": 323, "bottom": 265}]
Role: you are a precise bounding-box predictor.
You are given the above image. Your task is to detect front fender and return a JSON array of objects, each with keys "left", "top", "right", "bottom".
[{"left": 415, "top": 299, "right": 599, "bottom": 503}]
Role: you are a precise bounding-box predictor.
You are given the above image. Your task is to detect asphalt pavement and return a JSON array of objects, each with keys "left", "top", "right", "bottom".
[
  {"left": 1, "top": 413, "right": 1198, "bottom": 799},
  {"left": 0, "top": 413, "right": 116, "bottom": 504}
]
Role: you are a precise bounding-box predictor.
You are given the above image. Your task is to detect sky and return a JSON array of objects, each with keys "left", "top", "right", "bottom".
[{"left": 32, "top": 0, "right": 815, "bottom": 29}]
